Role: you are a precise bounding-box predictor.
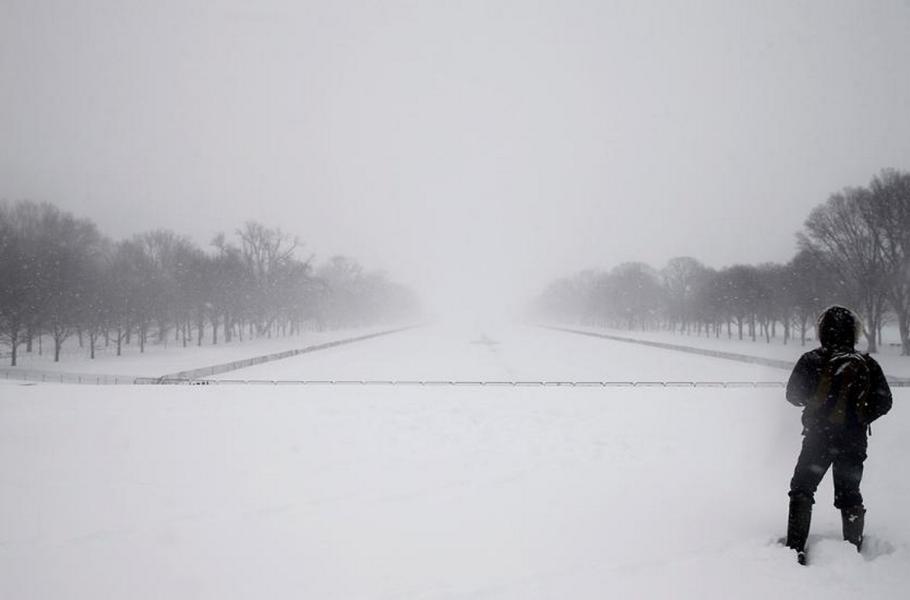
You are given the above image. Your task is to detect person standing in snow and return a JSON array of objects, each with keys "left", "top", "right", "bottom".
[{"left": 784, "top": 305, "right": 892, "bottom": 564}]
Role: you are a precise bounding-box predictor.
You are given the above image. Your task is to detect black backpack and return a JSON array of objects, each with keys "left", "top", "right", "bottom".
[{"left": 806, "top": 351, "right": 873, "bottom": 427}]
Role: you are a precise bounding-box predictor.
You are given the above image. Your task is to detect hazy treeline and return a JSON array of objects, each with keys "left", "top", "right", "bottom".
[
  {"left": 536, "top": 169, "right": 910, "bottom": 356},
  {"left": 0, "top": 201, "right": 419, "bottom": 366}
]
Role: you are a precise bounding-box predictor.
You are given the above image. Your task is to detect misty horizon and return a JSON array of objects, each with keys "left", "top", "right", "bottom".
[{"left": 4, "top": 0, "right": 910, "bottom": 316}]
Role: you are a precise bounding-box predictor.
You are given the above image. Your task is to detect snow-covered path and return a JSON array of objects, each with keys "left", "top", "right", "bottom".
[
  {"left": 210, "top": 323, "right": 782, "bottom": 382},
  {"left": 1, "top": 324, "right": 906, "bottom": 599}
]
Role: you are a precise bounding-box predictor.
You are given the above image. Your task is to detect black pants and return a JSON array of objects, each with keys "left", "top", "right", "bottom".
[{"left": 789, "top": 428, "right": 867, "bottom": 509}]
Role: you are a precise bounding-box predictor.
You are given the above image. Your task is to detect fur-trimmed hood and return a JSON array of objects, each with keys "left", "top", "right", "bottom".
[{"left": 816, "top": 305, "right": 863, "bottom": 350}]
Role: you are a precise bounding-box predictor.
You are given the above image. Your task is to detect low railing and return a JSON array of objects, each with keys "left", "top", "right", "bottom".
[
  {"left": 0, "top": 369, "right": 142, "bottom": 385},
  {"left": 5, "top": 371, "right": 907, "bottom": 387},
  {"left": 164, "top": 379, "right": 790, "bottom": 387}
]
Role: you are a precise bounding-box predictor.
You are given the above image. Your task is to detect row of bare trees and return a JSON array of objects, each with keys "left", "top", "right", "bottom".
[
  {"left": 535, "top": 169, "right": 910, "bottom": 355},
  {"left": 0, "top": 201, "right": 419, "bottom": 366}
]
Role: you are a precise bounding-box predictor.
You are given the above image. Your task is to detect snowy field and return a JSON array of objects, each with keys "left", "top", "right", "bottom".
[{"left": 1, "top": 324, "right": 907, "bottom": 599}]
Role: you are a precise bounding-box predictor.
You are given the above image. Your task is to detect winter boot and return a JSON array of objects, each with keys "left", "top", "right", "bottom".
[
  {"left": 841, "top": 506, "right": 865, "bottom": 551},
  {"left": 786, "top": 496, "right": 813, "bottom": 564}
]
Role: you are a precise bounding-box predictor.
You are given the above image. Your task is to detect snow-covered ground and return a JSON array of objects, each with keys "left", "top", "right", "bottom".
[
  {"left": 1, "top": 324, "right": 906, "bottom": 599},
  {"left": 209, "top": 323, "right": 781, "bottom": 382}
]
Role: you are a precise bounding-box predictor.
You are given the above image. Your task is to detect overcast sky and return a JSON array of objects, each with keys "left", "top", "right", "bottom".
[{"left": 2, "top": 0, "right": 910, "bottom": 316}]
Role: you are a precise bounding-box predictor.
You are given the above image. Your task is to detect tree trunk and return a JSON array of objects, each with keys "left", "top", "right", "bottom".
[
  {"left": 896, "top": 309, "right": 910, "bottom": 355},
  {"left": 197, "top": 310, "right": 205, "bottom": 347},
  {"left": 863, "top": 315, "right": 878, "bottom": 353},
  {"left": 53, "top": 325, "right": 65, "bottom": 362},
  {"left": 9, "top": 330, "right": 18, "bottom": 366}
]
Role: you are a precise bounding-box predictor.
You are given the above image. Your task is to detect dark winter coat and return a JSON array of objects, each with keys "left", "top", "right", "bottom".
[
  {"left": 786, "top": 306, "right": 892, "bottom": 433},
  {"left": 786, "top": 348, "right": 892, "bottom": 432}
]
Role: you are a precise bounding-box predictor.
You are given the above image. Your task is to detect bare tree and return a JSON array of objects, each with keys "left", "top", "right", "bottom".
[
  {"left": 606, "top": 262, "right": 664, "bottom": 330},
  {"left": 0, "top": 202, "right": 31, "bottom": 366},
  {"left": 786, "top": 249, "right": 843, "bottom": 346},
  {"left": 799, "top": 188, "right": 888, "bottom": 352},
  {"left": 236, "top": 221, "right": 302, "bottom": 335},
  {"left": 43, "top": 212, "right": 103, "bottom": 361},
  {"left": 661, "top": 257, "right": 708, "bottom": 334},
  {"left": 867, "top": 169, "right": 910, "bottom": 355}
]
